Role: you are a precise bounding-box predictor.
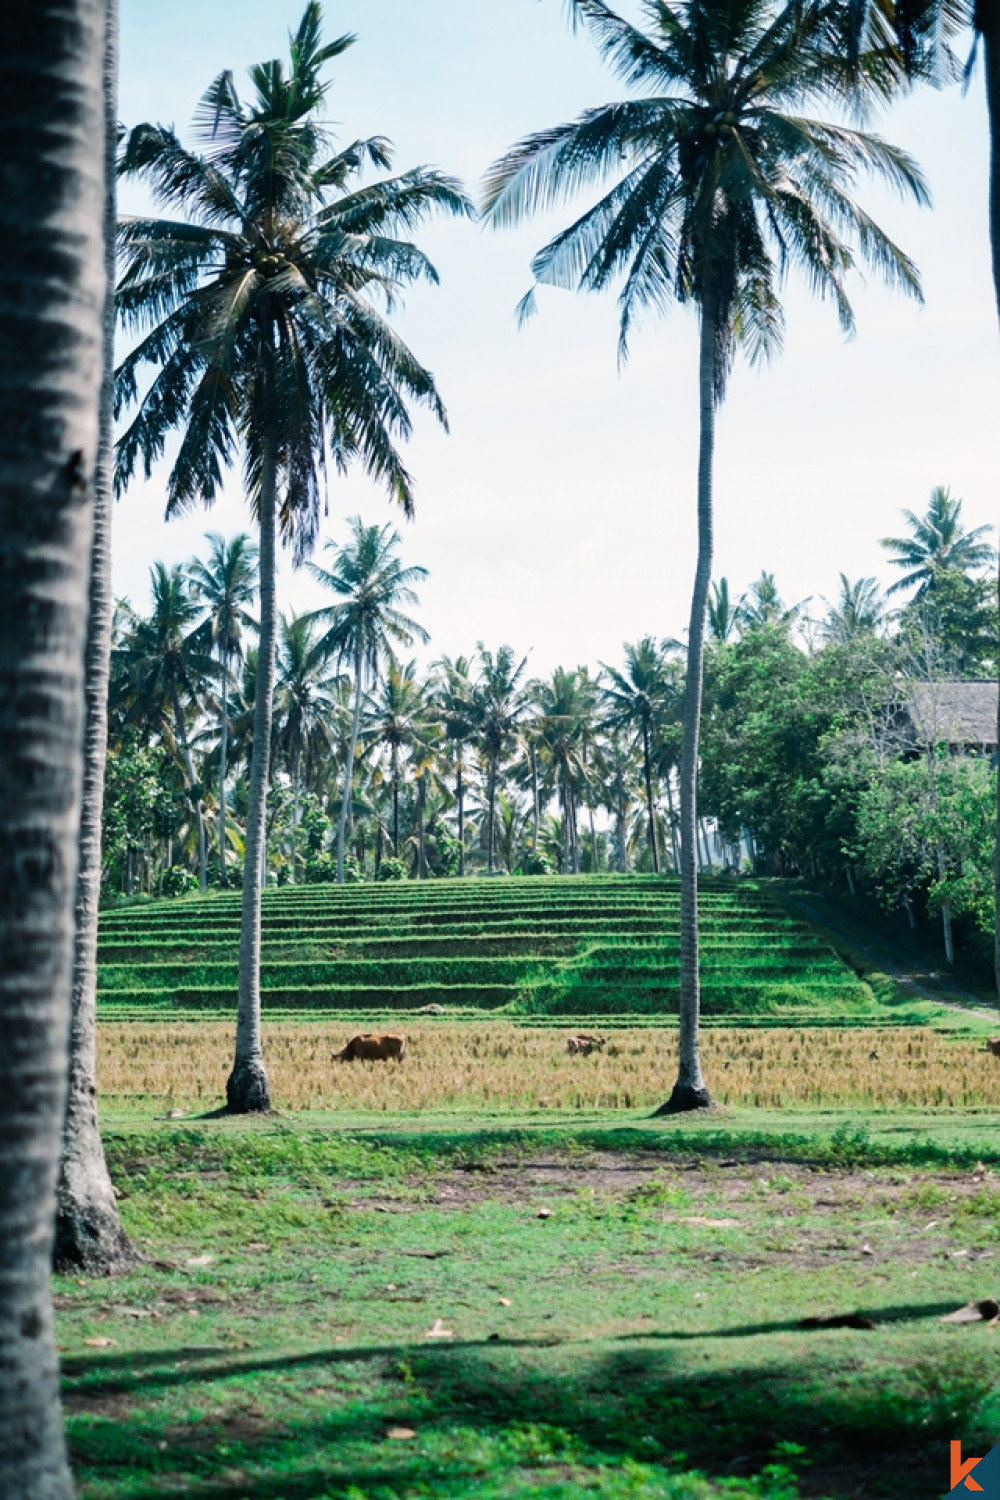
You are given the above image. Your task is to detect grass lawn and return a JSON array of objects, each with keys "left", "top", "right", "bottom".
[{"left": 59, "top": 1106, "right": 1000, "bottom": 1499}]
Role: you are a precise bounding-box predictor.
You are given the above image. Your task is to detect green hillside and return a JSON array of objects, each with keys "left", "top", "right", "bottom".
[{"left": 97, "top": 875, "right": 879, "bottom": 1025}]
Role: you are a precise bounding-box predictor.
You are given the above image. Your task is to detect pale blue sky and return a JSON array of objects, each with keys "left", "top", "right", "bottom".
[{"left": 116, "top": 1, "right": 996, "bottom": 672}]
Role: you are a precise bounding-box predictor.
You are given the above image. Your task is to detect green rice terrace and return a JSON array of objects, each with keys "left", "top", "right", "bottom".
[{"left": 96, "top": 875, "right": 894, "bottom": 1027}]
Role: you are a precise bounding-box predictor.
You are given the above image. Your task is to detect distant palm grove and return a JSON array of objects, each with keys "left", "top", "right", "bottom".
[{"left": 108, "top": 484, "right": 998, "bottom": 977}]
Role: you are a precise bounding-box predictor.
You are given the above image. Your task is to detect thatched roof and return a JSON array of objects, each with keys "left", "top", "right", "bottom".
[{"left": 906, "top": 681, "right": 998, "bottom": 749}]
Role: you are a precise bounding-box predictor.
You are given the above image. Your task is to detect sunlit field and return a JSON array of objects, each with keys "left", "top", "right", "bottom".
[{"left": 99, "top": 1022, "right": 1000, "bottom": 1113}]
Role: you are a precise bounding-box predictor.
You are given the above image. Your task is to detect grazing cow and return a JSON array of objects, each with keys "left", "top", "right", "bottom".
[
  {"left": 335, "top": 1034, "right": 407, "bottom": 1063},
  {"left": 566, "top": 1034, "right": 607, "bottom": 1057},
  {"left": 987, "top": 1038, "right": 1000, "bottom": 1058}
]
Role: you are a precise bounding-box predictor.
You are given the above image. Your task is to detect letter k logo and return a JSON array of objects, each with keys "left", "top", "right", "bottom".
[{"left": 953, "top": 1442, "right": 985, "bottom": 1492}]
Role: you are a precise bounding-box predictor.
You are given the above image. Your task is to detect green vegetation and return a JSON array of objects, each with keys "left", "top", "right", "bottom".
[
  {"left": 61, "top": 1110, "right": 1000, "bottom": 1499},
  {"left": 96, "top": 876, "right": 880, "bottom": 1024}
]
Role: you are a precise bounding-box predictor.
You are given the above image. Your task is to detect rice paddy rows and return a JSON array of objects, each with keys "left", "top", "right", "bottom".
[{"left": 97, "top": 875, "right": 876, "bottom": 1022}]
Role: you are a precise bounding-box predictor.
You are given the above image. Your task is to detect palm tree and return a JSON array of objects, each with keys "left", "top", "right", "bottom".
[
  {"left": 471, "top": 644, "right": 531, "bottom": 874},
  {"left": 55, "top": 0, "right": 137, "bottom": 1282},
  {"left": 435, "top": 655, "right": 477, "bottom": 875},
  {"left": 114, "top": 4, "right": 471, "bottom": 1112},
  {"left": 118, "top": 564, "right": 215, "bottom": 891},
  {"left": 0, "top": 3, "right": 105, "bottom": 1491},
  {"left": 363, "top": 661, "right": 432, "bottom": 858},
  {"left": 484, "top": 0, "right": 926, "bottom": 1112},
  {"left": 188, "top": 534, "right": 258, "bottom": 883},
  {"left": 740, "top": 571, "right": 804, "bottom": 629},
  {"left": 821, "top": 574, "right": 884, "bottom": 643},
  {"left": 601, "top": 638, "right": 670, "bottom": 873},
  {"left": 708, "top": 578, "right": 742, "bottom": 643},
  {"left": 308, "top": 518, "right": 428, "bottom": 883},
  {"left": 272, "top": 612, "right": 341, "bottom": 881},
  {"left": 880, "top": 487, "right": 994, "bottom": 597},
  {"left": 535, "top": 667, "right": 594, "bottom": 875}
]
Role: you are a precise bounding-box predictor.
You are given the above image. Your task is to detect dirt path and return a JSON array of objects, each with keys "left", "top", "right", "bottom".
[{"left": 776, "top": 889, "right": 996, "bottom": 1022}]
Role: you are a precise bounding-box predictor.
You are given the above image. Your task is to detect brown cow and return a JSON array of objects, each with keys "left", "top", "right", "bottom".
[
  {"left": 335, "top": 1034, "right": 407, "bottom": 1063},
  {"left": 566, "top": 1034, "right": 607, "bottom": 1056},
  {"left": 986, "top": 1038, "right": 1000, "bottom": 1058}
]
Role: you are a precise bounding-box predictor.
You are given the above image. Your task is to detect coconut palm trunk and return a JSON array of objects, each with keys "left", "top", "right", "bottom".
[
  {"left": 642, "top": 723, "right": 660, "bottom": 873},
  {"left": 456, "top": 756, "right": 465, "bottom": 876},
  {"left": 530, "top": 743, "right": 539, "bottom": 855},
  {"left": 218, "top": 668, "right": 230, "bottom": 882},
  {"left": 487, "top": 758, "right": 498, "bottom": 873},
  {"left": 664, "top": 770, "right": 681, "bottom": 872},
  {"left": 170, "top": 686, "right": 207, "bottom": 891},
  {"left": 227, "top": 436, "right": 277, "bottom": 1114},
  {"left": 55, "top": 0, "right": 137, "bottom": 1277},
  {"left": 985, "top": 23, "right": 1000, "bottom": 1002},
  {"left": 0, "top": 3, "right": 104, "bottom": 1490},
  {"left": 659, "top": 304, "right": 716, "bottom": 1115},
  {"left": 337, "top": 647, "right": 364, "bottom": 884}
]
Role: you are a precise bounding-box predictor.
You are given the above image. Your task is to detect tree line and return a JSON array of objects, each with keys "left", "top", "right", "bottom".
[
  {"left": 108, "top": 485, "right": 998, "bottom": 966},
  {"left": 2, "top": 0, "right": 998, "bottom": 1492}
]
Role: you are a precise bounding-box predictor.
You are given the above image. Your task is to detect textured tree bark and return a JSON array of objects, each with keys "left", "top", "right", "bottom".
[
  {"left": 457, "top": 757, "right": 465, "bottom": 876},
  {"left": 657, "top": 303, "right": 715, "bottom": 1115},
  {"left": 0, "top": 2, "right": 104, "bottom": 1490},
  {"left": 987, "top": 21, "right": 1000, "bottom": 1003},
  {"left": 337, "top": 646, "right": 363, "bottom": 884},
  {"left": 218, "top": 667, "right": 229, "bottom": 881},
  {"left": 227, "top": 437, "right": 276, "bottom": 1114},
  {"left": 642, "top": 723, "right": 659, "bottom": 873},
  {"left": 55, "top": 0, "right": 138, "bottom": 1278}
]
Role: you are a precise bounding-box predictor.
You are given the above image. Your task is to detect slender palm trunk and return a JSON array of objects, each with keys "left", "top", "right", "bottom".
[
  {"left": 417, "top": 776, "right": 426, "bottom": 878},
  {"left": 55, "top": 0, "right": 136, "bottom": 1276},
  {"left": 562, "top": 783, "right": 572, "bottom": 875},
  {"left": 642, "top": 723, "right": 660, "bottom": 873},
  {"left": 392, "top": 750, "right": 400, "bottom": 856},
  {"left": 530, "top": 743, "right": 539, "bottom": 854},
  {"left": 218, "top": 666, "right": 229, "bottom": 882},
  {"left": 487, "top": 756, "right": 497, "bottom": 873},
  {"left": 171, "top": 686, "right": 207, "bottom": 892},
  {"left": 664, "top": 770, "right": 681, "bottom": 872},
  {"left": 337, "top": 648, "right": 363, "bottom": 884},
  {"left": 658, "top": 303, "right": 716, "bottom": 1115},
  {"left": 457, "top": 755, "right": 465, "bottom": 876},
  {"left": 289, "top": 745, "right": 301, "bottom": 885},
  {"left": 227, "top": 436, "right": 276, "bottom": 1113},
  {"left": 985, "top": 23, "right": 1000, "bottom": 1001},
  {"left": 617, "top": 791, "right": 628, "bottom": 873},
  {"left": 0, "top": 4, "right": 104, "bottom": 1490}
]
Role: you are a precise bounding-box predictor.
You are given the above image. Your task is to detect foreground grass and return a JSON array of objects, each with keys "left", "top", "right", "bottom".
[
  {"left": 98, "top": 1022, "right": 1000, "bottom": 1114},
  {"left": 59, "top": 1109, "right": 1000, "bottom": 1499}
]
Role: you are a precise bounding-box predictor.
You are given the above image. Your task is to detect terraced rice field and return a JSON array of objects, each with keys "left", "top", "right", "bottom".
[{"left": 97, "top": 875, "right": 877, "bottom": 1025}]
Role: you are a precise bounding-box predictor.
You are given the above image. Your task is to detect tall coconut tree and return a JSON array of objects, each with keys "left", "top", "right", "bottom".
[
  {"left": 0, "top": 2, "right": 105, "bottom": 1491},
  {"left": 435, "top": 655, "right": 477, "bottom": 875},
  {"left": 535, "top": 667, "right": 594, "bottom": 875},
  {"left": 55, "top": 0, "right": 138, "bottom": 1281},
  {"left": 362, "top": 660, "right": 433, "bottom": 858},
  {"left": 117, "top": 563, "right": 215, "bottom": 891},
  {"left": 601, "top": 638, "right": 671, "bottom": 873},
  {"left": 484, "top": 0, "right": 926, "bottom": 1111},
  {"left": 308, "top": 517, "right": 428, "bottom": 883},
  {"left": 880, "top": 486, "right": 994, "bottom": 597},
  {"left": 820, "top": 574, "right": 884, "bottom": 643},
  {"left": 471, "top": 644, "right": 531, "bottom": 874},
  {"left": 188, "top": 533, "right": 258, "bottom": 882},
  {"left": 114, "top": 2, "right": 471, "bottom": 1111},
  {"left": 272, "top": 611, "right": 341, "bottom": 881}
]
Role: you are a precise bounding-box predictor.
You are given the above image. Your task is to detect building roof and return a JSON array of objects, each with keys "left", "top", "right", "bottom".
[{"left": 906, "top": 680, "right": 998, "bottom": 748}]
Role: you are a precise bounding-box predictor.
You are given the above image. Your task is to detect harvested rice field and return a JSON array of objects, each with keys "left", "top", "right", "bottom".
[{"left": 98, "top": 1022, "right": 1000, "bottom": 1112}]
